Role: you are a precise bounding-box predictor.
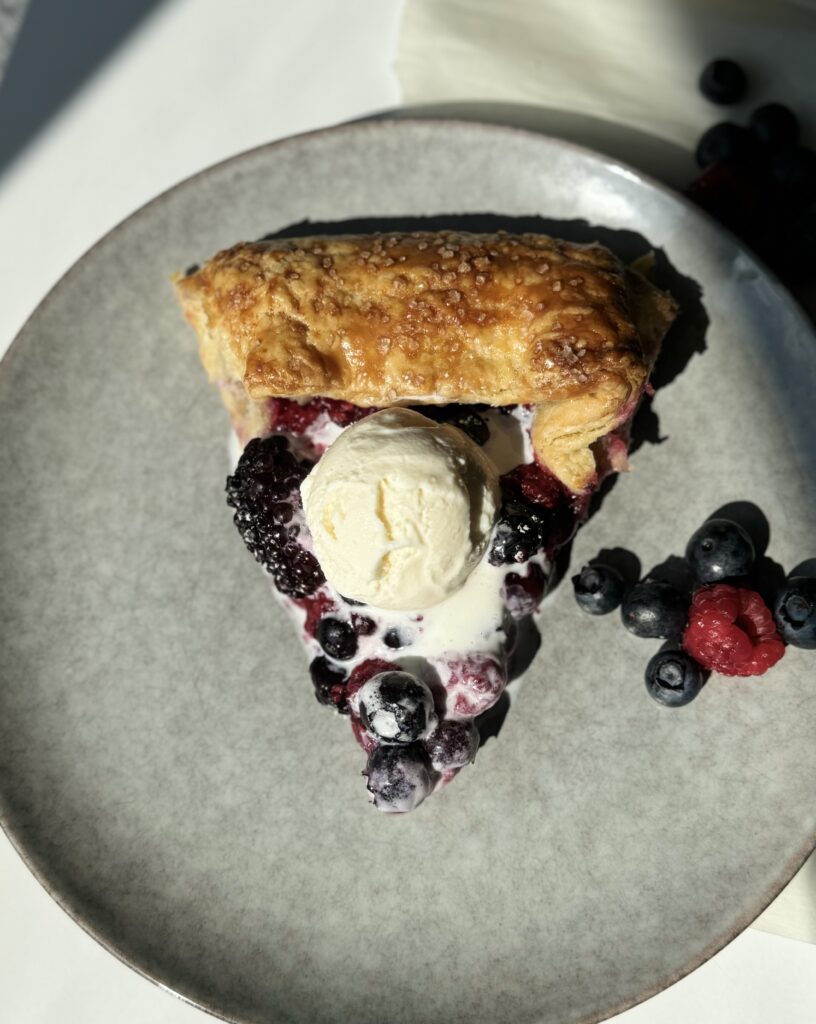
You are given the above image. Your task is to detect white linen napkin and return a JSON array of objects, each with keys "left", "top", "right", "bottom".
[{"left": 396, "top": 0, "right": 816, "bottom": 149}]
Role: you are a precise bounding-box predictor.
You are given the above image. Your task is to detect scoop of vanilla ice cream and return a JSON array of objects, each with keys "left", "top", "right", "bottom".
[{"left": 300, "top": 408, "right": 499, "bottom": 610}]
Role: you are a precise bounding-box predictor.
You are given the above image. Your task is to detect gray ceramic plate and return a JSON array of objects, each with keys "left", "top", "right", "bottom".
[{"left": 1, "top": 120, "right": 815, "bottom": 1024}]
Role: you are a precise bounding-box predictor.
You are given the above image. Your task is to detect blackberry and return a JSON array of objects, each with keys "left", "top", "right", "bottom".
[
  {"left": 226, "top": 436, "right": 324, "bottom": 598},
  {"left": 488, "top": 500, "right": 544, "bottom": 565}
]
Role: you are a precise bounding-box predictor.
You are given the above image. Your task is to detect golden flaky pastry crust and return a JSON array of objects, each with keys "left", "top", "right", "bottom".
[{"left": 174, "top": 231, "right": 676, "bottom": 492}]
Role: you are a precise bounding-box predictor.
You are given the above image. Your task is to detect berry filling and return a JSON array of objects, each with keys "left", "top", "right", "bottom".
[
  {"left": 227, "top": 401, "right": 631, "bottom": 809},
  {"left": 683, "top": 584, "right": 785, "bottom": 677}
]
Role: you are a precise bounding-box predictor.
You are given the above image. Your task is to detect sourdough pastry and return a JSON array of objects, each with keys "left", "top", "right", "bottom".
[{"left": 175, "top": 231, "right": 675, "bottom": 492}]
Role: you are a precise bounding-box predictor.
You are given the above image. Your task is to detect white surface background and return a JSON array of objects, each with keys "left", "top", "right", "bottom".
[{"left": 0, "top": 1, "right": 815, "bottom": 1021}]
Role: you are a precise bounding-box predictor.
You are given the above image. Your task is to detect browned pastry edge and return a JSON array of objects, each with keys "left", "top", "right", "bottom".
[{"left": 174, "top": 231, "right": 676, "bottom": 492}]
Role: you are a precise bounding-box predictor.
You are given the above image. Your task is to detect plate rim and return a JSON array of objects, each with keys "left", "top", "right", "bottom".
[{"left": 1, "top": 114, "right": 815, "bottom": 1024}]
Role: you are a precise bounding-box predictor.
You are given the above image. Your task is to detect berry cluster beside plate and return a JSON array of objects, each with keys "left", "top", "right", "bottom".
[
  {"left": 688, "top": 58, "right": 815, "bottom": 284},
  {"left": 572, "top": 514, "right": 816, "bottom": 707}
]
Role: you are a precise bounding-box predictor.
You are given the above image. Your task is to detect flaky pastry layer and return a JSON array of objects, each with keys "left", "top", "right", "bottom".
[{"left": 175, "top": 231, "right": 675, "bottom": 491}]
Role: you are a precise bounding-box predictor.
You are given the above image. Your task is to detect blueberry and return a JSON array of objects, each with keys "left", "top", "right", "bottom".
[
  {"left": 383, "top": 627, "right": 411, "bottom": 649},
  {"left": 645, "top": 650, "right": 704, "bottom": 707},
  {"left": 621, "top": 580, "right": 688, "bottom": 639},
  {"left": 699, "top": 59, "right": 747, "bottom": 104},
  {"left": 411, "top": 404, "right": 490, "bottom": 446},
  {"left": 316, "top": 617, "right": 358, "bottom": 661},
  {"left": 769, "top": 147, "right": 816, "bottom": 207},
  {"left": 571, "top": 563, "right": 625, "bottom": 615},
  {"left": 447, "top": 409, "right": 490, "bottom": 446},
  {"left": 773, "top": 576, "right": 816, "bottom": 649},
  {"left": 749, "top": 103, "right": 799, "bottom": 152},
  {"left": 685, "top": 518, "right": 755, "bottom": 584},
  {"left": 695, "top": 123, "right": 755, "bottom": 169},
  {"left": 488, "top": 500, "right": 543, "bottom": 565},
  {"left": 308, "top": 656, "right": 349, "bottom": 712},
  {"left": 424, "top": 719, "right": 479, "bottom": 771},
  {"left": 364, "top": 744, "right": 433, "bottom": 813},
  {"left": 358, "top": 671, "right": 437, "bottom": 744}
]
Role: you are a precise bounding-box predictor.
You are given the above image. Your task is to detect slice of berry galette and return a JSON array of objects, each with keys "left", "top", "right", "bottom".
[{"left": 175, "top": 231, "right": 676, "bottom": 812}]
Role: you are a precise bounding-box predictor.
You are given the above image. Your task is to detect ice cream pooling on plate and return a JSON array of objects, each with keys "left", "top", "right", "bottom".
[{"left": 300, "top": 408, "right": 500, "bottom": 610}]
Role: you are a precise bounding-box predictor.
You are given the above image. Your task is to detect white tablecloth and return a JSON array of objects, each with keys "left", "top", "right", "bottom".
[{"left": 1, "top": 1, "right": 814, "bottom": 1021}]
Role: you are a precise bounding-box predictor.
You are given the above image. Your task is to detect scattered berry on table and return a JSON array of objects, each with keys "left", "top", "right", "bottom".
[
  {"left": 225, "top": 435, "right": 324, "bottom": 597},
  {"left": 572, "top": 563, "right": 625, "bottom": 615},
  {"left": 645, "top": 649, "right": 705, "bottom": 707},
  {"left": 364, "top": 744, "right": 433, "bottom": 813},
  {"left": 699, "top": 59, "right": 748, "bottom": 105},
  {"left": 769, "top": 147, "right": 816, "bottom": 207},
  {"left": 695, "top": 123, "right": 755, "bottom": 169},
  {"left": 358, "top": 671, "right": 437, "bottom": 744},
  {"left": 685, "top": 518, "right": 755, "bottom": 584},
  {"left": 309, "top": 656, "right": 349, "bottom": 713},
  {"left": 683, "top": 584, "right": 785, "bottom": 676},
  {"left": 424, "top": 719, "right": 480, "bottom": 771},
  {"left": 621, "top": 580, "right": 688, "bottom": 639},
  {"left": 773, "top": 576, "right": 816, "bottom": 649},
  {"left": 749, "top": 103, "right": 799, "bottom": 152},
  {"left": 316, "top": 617, "right": 358, "bottom": 661}
]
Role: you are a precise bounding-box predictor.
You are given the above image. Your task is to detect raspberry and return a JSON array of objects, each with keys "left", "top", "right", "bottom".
[
  {"left": 351, "top": 614, "right": 377, "bottom": 636},
  {"left": 321, "top": 398, "right": 375, "bottom": 427},
  {"left": 501, "top": 461, "right": 564, "bottom": 509},
  {"left": 269, "top": 396, "right": 375, "bottom": 433},
  {"left": 683, "top": 585, "right": 785, "bottom": 677},
  {"left": 226, "top": 435, "right": 324, "bottom": 598},
  {"left": 350, "top": 715, "right": 378, "bottom": 754},
  {"left": 347, "top": 658, "right": 398, "bottom": 706},
  {"left": 293, "top": 590, "right": 336, "bottom": 638},
  {"left": 268, "top": 398, "right": 324, "bottom": 435},
  {"left": 443, "top": 654, "right": 506, "bottom": 717}
]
